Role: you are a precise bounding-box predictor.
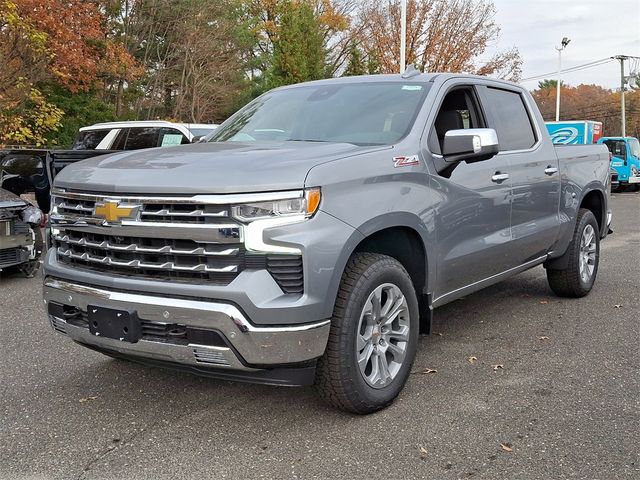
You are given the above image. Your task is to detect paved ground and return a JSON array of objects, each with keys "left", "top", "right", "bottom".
[{"left": 1, "top": 193, "right": 638, "bottom": 480}]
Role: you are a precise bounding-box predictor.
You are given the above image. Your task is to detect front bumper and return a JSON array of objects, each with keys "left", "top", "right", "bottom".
[{"left": 44, "top": 278, "right": 330, "bottom": 384}]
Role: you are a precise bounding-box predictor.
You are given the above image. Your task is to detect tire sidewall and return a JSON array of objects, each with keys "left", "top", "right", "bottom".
[
  {"left": 575, "top": 211, "right": 600, "bottom": 292},
  {"left": 342, "top": 259, "right": 420, "bottom": 407}
]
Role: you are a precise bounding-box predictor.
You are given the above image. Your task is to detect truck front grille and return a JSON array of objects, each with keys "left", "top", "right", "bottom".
[
  {"left": 0, "top": 247, "right": 22, "bottom": 267},
  {"left": 51, "top": 189, "right": 303, "bottom": 293}
]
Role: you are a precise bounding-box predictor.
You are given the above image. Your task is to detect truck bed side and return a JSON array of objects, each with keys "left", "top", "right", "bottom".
[{"left": 549, "top": 144, "right": 610, "bottom": 259}]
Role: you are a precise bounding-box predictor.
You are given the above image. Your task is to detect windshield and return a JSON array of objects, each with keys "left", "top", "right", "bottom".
[{"left": 209, "top": 82, "right": 430, "bottom": 146}]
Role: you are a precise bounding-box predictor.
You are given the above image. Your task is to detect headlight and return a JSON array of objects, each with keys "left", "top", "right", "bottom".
[
  {"left": 231, "top": 188, "right": 321, "bottom": 223},
  {"left": 21, "top": 205, "right": 43, "bottom": 226},
  {"left": 237, "top": 188, "right": 321, "bottom": 254}
]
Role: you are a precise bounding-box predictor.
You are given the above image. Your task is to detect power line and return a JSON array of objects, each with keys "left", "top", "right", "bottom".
[{"left": 521, "top": 58, "right": 614, "bottom": 82}]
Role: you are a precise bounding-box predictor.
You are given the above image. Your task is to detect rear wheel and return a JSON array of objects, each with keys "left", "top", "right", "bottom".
[
  {"left": 316, "top": 253, "right": 419, "bottom": 414},
  {"left": 547, "top": 208, "right": 600, "bottom": 297}
]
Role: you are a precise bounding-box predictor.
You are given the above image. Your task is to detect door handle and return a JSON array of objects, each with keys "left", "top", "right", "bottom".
[
  {"left": 544, "top": 166, "right": 559, "bottom": 175},
  {"left": 491, "top": 172, "right": 509, "bottom": 183}
]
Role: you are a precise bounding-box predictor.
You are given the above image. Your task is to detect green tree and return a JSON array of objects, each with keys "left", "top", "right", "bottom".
[
  {"left": 39, "top": 83, "right": 118, "bottom": 147},
  {"left": 538, "top": 79, "right": 564, "bottom": 90},
  {"left": 266, "top": 1, "right": 327, "bottom": 88},
  {"left": 342, "top": 42, "right": 367, "bottom": 76}
]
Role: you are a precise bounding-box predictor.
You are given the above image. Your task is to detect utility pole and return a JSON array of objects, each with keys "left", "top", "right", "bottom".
[
  {"left": 555, "top": 37, "right": 570, "bottom": 121},
  {"left": 613, "top": 55, "right": 628, "bottom": 137},
  {"left": 400, "top": 0, "right": 407, "bottom": 73}
]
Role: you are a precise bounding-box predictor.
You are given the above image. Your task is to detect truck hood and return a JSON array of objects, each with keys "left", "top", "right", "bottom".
[
  {"left": 0, "top": 187, "right": 28, "bottom": 209},
  {"left": 54, "top": 141, "right": 384, "bottom": 194}
]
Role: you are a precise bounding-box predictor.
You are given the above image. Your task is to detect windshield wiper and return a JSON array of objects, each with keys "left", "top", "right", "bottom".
[{"left": 285, "top": 139, "right": 330, "bottom": 143}]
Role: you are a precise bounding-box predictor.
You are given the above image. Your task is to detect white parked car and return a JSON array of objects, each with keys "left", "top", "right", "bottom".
[{"left": 71, "top": 121, "right": 218, "bottom": 151}]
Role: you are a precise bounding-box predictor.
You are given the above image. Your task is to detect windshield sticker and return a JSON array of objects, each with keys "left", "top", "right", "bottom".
[
  {"left": 401, "top": 85, "right": 422, "bottom": 91},
  {"left": 393, "top": 155, "right": 420, "bottom": 167}
]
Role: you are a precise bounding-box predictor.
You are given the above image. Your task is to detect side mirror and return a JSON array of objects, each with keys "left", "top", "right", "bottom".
[
  {"left": 442, "top": 128, "right": 499, "bottom": 164},
  {"left": 191, "top": 136, "right": 203, "bottom": 143}
]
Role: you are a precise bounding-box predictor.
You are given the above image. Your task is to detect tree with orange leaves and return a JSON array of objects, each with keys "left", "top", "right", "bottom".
[{"left": 353, "top": 0, "right": 522, "bottom": 80}]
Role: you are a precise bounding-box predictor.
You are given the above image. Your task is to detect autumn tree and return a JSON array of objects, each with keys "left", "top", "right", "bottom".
[
  {"left": 530, "top": 82, "right": 640, "bottom": 137},
  {"left": 354, "top": 0, "right": 522, "bottom": 80},
  {"left": 0, "top": 0, "right": 138, "bottom": 146}
]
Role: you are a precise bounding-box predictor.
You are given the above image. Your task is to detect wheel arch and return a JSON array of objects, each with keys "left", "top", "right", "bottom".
[
  {"left": 545, "top": 187, "right": 606, "bottom": 271},
  {"left": 328, "top": 213, "right": 433, "bottom": 333}
]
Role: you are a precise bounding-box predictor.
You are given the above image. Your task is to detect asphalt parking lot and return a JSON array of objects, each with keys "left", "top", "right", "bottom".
[{"left": 1, "top": 193, "right": 638, "bottom": 480}]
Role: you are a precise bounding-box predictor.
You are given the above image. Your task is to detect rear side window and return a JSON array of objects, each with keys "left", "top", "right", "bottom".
[
  {"left": 158, "top": 128, "right": 189, "bottom": 147},
  {"left": 72, "top": 130, "right": 110, "bottom": 150},
  {"left": 124, "top": 127, "right": 159, "bottom": 150},
  {"left": 485, "top": 88, "right": 536, "bottom": 151}
]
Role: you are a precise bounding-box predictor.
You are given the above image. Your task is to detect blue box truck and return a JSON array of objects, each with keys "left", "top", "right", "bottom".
[{"left": 545, "top": 121, "right": 603, "bottom": 145}]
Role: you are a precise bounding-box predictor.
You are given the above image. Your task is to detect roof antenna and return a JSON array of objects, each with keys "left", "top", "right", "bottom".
[{"left": 401, "top": 65, "right": 420, "bottom": 79}]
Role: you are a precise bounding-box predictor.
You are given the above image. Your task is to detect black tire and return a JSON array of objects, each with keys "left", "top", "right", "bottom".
[
  {"left": 547, "top": 208, "right": 600, "bottom": 298},
  {"left": 316, "top": 252, "right": 420, "bottom": 414}
]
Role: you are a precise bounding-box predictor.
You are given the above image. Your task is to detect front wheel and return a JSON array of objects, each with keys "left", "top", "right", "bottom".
[
  {"left": 316, "top": 253, "right": 419, "bottom": 414},
  {"left": 547, "top": 208, "right": 600, "bottom": 297}
]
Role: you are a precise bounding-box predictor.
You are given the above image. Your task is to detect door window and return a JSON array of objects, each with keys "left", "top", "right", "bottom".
[
  {"left": 124, "top": 127, "right": 160, "bottom": 150},
  {"left": 603, "top": 140, "right": 627, "bottom": 159},
  {"left": 158, "top": 128, "right": 189, "bottom": 147},
  {"left": 72, "top": 130, "right": 111, "bottom": 150},
  {"left": 484, "top": 88, "right": 536, "bottom": 151},
  {"left": 428, "top": 87, "right": 485, "bottom": 155}
]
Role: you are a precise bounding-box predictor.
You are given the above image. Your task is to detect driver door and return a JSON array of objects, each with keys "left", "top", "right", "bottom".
[{"left": 426, "top": 85, "right": 513, "bottom": 301}]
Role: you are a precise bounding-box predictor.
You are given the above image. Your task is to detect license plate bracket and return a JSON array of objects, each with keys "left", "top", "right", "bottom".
[{"left": 88, "top": 305, "right": 141, "bottom": 343}]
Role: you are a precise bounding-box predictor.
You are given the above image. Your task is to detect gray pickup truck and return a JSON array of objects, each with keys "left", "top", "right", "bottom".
[{"left": 43, "top": 73, "right": 611, "bottom": 413}]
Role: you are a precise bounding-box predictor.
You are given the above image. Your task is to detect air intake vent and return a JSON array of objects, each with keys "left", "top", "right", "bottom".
[
  {"left": 267, "top": 255, "right": 304, "bottom": 294},
  {"left": 49, "top": 315, "right": 67, "bottom": 335},
  {"left": 192, "top": 346, "right": 230, "bottom": 366}
]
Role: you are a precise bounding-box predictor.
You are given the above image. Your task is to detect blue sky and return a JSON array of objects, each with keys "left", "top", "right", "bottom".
[{"left": 484, "top": 0, "right": 640, "bottom": 89}]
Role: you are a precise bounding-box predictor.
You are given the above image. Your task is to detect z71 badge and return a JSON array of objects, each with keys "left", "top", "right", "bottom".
[{"left": 393, "top": 155, "right": 420, "bottom": 167}]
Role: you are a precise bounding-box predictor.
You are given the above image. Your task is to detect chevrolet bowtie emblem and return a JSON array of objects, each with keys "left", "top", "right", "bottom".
[{"left": 94, "top": 201, "right": 139, "bottom": 223}]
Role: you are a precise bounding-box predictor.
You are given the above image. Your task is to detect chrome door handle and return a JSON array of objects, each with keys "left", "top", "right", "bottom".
[
  {"left": 544, "top": 166, "right": 559, "bottom": 175},
  {"left": 491, "top": 172, "right": 509, "bottom": 183}
]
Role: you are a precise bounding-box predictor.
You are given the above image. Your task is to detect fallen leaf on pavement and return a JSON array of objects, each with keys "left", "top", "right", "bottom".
[
  {"left": 614, "top": 304, "right": 623, "bottom": 309},
  {"left": 434, "top": 332, "right": 443, "bottom": 336},
  {"left": 539, "top": 300, "right": 548, "bottom": 304},
  {"left": 500, "top": 443, "right": 513, "bottom": 452},
  {"left": 537, "top": 336, "right": 549, "bottom": 341},
  {"left": 421, "top": 368, "right": 437, "bottom": 375},
  {"left": 492, "top": 364, "right": 504, "bottom": 371},
  {"left": 79, "top": 396, "right": 98, "bottom": 403},
  {"left": 468, "top": 356, "right": 477, "bottom": 364},
  {"left": 420, "top": 446, "right": 428, "bottom": 455}
]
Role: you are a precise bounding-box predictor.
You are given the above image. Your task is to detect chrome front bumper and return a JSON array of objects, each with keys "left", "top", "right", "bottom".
[{"left": 43, "top": 278, "right": 330, "bottom": 371}]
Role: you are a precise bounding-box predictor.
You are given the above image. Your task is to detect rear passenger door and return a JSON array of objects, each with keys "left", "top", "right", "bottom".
[{"left": 480, "top": 86, "right": 561, "bottom": 264}]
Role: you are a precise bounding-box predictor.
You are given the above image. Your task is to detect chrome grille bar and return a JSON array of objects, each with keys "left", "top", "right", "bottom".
[
  {"left": 51, "top": 187, "right": 303, "bottom": 205},
  {"left": 57, "top": 248, "right": 239, "bottom": 273},
  {"left": 140, "top": 209, "right": 227, "bottom": 218},
  {"left": 54, "top": 233, "right": 239, "bottom": 256}
]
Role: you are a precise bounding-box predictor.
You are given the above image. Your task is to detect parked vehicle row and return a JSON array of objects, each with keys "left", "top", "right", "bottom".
[
  {"left": 0, "top": 187, "right": 43, "bottom": 276},
  {"left": 42, "top": 72, "right": 611, "bottom": 413}
]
